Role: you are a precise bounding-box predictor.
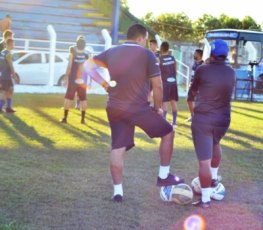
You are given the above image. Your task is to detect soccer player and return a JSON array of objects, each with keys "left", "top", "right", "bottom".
[
  {"left": 82, "top": 23, "right": 184, "bottom": 202},
  {"left": 0, "top": 38, "right": 19, "bottom": 112},
  {"left": 60, "top": 35, "right": 89, "bottom": 124},
  {"left": 189, "top": 39, "right": 235, "bottom": 208},
  {"left": 159, "top": 41, "right": 178, "bottom": 128},
  {"left": 186, "top": 49, "right": 204, "bottom": 122},
  {"left": 149, "top": 38, "right": 160, "bottom": 58},
  {"left": 0, "top": 29, "right": 14, "bottom": 52}
]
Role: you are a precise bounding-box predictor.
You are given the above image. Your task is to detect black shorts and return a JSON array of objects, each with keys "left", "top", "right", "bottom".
[
  {"left": 65, "top": 82, "right": 86, "bottom": 101},
  {"left": 106, "top": 106, "right": 173, "bottom": 151},
  {"left": 191, "top": 121, "right": 229, "bottom": 161},
  {"left": 163, "top": 83, "right": 178, "bottom": 102},
  {"left": 0, "top": 79, "right": 13, "bottom": 91}
]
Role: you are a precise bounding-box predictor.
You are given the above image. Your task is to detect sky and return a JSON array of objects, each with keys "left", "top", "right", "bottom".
[{"left": 126, "top": 0, "right": 263, "bottom": 24}]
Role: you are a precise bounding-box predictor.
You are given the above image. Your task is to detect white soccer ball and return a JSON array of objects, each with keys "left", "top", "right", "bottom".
[
  {"left": 191, "top": 177, "right": 226, "bottom": 200},
  {"left": 160, "top": 185, "right": 173, "bottom": 202},
  {"left": 211, "top": 182, "right": 225, "bottom": 201},
  {"left": 170, "top": 183, "right": 194, "bottom": 205},
  {"left": 191, "top": 177, "right": 201, "bottom": 195}
]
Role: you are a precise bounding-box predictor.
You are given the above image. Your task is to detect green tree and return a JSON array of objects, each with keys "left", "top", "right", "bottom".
[{"left": 143, "top": 12, "right": 193, "bottom": 42}]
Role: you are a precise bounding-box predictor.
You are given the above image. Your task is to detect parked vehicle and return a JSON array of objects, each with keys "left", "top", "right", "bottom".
[{"left": 12, "top": 50, "right": 68, "bottom": 85}]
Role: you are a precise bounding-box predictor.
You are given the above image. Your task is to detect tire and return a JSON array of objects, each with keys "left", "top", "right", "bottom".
[{"left": 57, "top": 75, "right": 65, "bottom": 86}]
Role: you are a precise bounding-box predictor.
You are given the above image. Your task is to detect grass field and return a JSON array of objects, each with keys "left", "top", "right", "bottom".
[{"left": 0, "top": 94, "right": 262, "bottom": 230}]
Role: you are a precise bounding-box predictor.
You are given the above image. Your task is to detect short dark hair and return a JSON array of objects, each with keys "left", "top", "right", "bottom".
[
  {"left": 195, "top": 49, "right": 203, "bottom": 57},
  {"left": 149, "top": 39, "right": 157, "bottom": 44},
  {"left": 160, "top": 41, "right": 169, "bottom": 52},
  {"left": 3, "top": 29, "right": 13, "bottom": 38},
  {"left": 127, "top": 24, "right": 147, "bottom": 40}
]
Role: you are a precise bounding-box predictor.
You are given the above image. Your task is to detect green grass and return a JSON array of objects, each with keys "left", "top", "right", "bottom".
[{"left": 0, "top": 94, "right": 262, "bottom": 230}]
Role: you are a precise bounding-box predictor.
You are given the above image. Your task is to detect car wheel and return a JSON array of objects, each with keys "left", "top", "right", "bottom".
[{"left": 58, "top": 75, "right": 65, "bottom": 86}]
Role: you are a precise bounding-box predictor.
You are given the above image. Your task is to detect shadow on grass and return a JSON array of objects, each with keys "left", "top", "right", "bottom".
[
  {"left": 2, "top": 113, "right": 54, "bottom": 149},
  {"left": 33, "top": 108, "right": 111, "bottom": 148}
]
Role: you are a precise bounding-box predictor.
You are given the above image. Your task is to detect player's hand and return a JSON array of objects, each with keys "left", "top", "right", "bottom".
[
  {"left": 62, "top": 76, "right": 68, "bottom": 88},
  {"left": 13, "top": 74, "right": 20, "bottom": 84}
]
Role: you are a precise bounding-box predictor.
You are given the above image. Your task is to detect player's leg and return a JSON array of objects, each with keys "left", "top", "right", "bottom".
[
  {"left": 78, "top": 86, "right": 87, "bottom": 124},
  {"left": 60, "top": 84, "right": 75, "bottom": 123},
  {"left": 131, "top": 107, "right": 184, "bottom": 186},
  {"left": 107, "top": 108, "right": 135, "bottom": 202},
  {"left": 170, "top": 84, "right": 178, "bottom": 126},
  {"left": 170, "top": 100, "right": 177, "bottom": 126},
  {"left": 191, "top": 122, "right": 213, "bottom": 208},
  {"left": 5, "top": 82, "right": 15, "bottom": 113},
  {"left": 0, "top": 80, "right": 6, "bottom": 112},
  {"left": 186, "top": 91, "right": 195, "bottom": 122},
  {"left": 162, "top": 84, "right": 169, "bottom": 119},
  {"left": 211, "top": 126, "right": 229, "bottom": 186}
]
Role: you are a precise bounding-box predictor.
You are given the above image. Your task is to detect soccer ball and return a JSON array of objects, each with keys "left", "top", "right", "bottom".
[
  {"left": 160, "top": 184, "right": 194, "bottom": 205},
  {"left": 170, "top": 183, "right": 194, "bottom": 205},
  {"left": 191, "top": 177, "right": 201, "bottom": 195},
  {"left": 160, "top": 185, "right": 173, "bottom": 201},
  {"left": 191, "top": 177, "right": 226, "bottom": 200},
  {"left": 211, "top": 183, "right": 225, "bottom": 201}
]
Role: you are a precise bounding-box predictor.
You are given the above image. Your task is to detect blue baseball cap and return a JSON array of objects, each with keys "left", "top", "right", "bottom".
[{"left": 210, "top": 39, "right": 229, "bottom": 57}]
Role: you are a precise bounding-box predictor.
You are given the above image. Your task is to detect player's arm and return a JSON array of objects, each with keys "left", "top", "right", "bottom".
[
  {"left": 150, "top": 75, "right": 163, "bottom": 115},
  {"left": 82, "top": 58, "right": 109, "bottom": 91},
  {"left": 65, "top": 52, "right": 73, "bottom": 78}
]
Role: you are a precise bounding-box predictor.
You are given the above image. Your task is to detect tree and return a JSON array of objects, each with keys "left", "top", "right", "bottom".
[{"left": 143, "top": 12, "right": 193, "bottom": 42}]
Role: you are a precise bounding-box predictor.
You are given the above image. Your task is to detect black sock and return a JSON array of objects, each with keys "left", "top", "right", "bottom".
[
  {"left": 81, "top": 111, "right": 85, "bottom": 120},
  {"left": 64, "top": 110, "right": 68, "bottom": 119}
]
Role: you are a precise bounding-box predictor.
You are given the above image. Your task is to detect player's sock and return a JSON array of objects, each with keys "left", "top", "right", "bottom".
[
  {"left": 113, "top": 184, "right": 123, "bottom": 196},
  {"left": 211, "top": 167, "right": 219, "bottom": 180},
  {"left": 81, "top": 111, "right": 85, "bottom": 120},
  {"left": 6, "top": 98, "right": 12, "bottom": 108},
  {"left": 158, "top": 165, "right": 170, "bottom": 179},
  {"left": 172, "top": 111, "right": 177, "bottom": 125},
  {"left": 163, "top": 110, "right": 167, "bottom": 119},
  {"left": 64, "top": 109, "right": 69, "bottom": 119},
  {"left": 201, "top": 187, "right": 211, "bottom": 203},
  {"left": 0, "top": 99, "right": 5, "bottom": 110}
]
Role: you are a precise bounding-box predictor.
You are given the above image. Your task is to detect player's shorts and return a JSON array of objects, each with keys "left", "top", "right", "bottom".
[
  {"left": 191, "top": 118, "right": 229, "bottom": 161},
  {"left": 65, "top": 82, "right": 86, "bottom": 101},
  {"left": 0, "top": 79, "right": 13, "bottom": 91},
  {"left": 106, "top": 106, "right": 173, "bottom": 151},
  {"left": 163, "top": 83, "right": 178, "bottom": 102}
]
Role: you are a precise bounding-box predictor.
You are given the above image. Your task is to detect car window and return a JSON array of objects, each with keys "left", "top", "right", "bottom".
[
  {"left": 45, "top": 54, "right": 63, "bottom": 63},
  {"left": 20, "top": 54, "right": 42, "bottom": 64},
  {"left": 12, "top": 52, "right": 27, "bottom": 61}
]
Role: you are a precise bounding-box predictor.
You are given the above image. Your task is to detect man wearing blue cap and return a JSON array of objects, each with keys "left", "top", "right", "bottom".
[{"left": 189, "top": 39, "right": 235, "bottom": 208}]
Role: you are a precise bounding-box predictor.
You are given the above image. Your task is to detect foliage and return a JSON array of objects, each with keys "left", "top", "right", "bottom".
[{"left": 142, "top": 12, "right": 262, "bottom": 42}]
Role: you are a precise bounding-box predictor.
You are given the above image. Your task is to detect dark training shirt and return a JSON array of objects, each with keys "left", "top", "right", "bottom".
[
  {"left": 94, "top": 42, "right": 161, "bottom": 112},
  {"left": 159, "top": 54, "right": 176, "bottom": 84},
  {"left": 188, "top": 60, "right": 235, "bottom": 124}
]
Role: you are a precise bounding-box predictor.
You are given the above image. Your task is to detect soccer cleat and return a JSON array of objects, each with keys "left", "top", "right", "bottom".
[
  {"left": 5, "top": 107, "right": 16, "bottom": 113},
  {"left": 60, "top": 118, "right": 67, "bottom": 123},
  {"left": 192, "top": 199, "right": 211, "bottom": 208},
  {"left": 112, "top": 194, "right": 123, "bottom": 202},
  {"left": 81, "top": 119, "right": 85, "bottom": 124},
  {"left": 157, "top": 173, "right": 184, "bottom": 186},
  {"left": 185, "top": 117, "right": 192, "bottom": 122}
]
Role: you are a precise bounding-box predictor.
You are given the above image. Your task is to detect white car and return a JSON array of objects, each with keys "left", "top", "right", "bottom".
[{"left": 12, "top": 50, "right": 68, "bottom": 85}]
